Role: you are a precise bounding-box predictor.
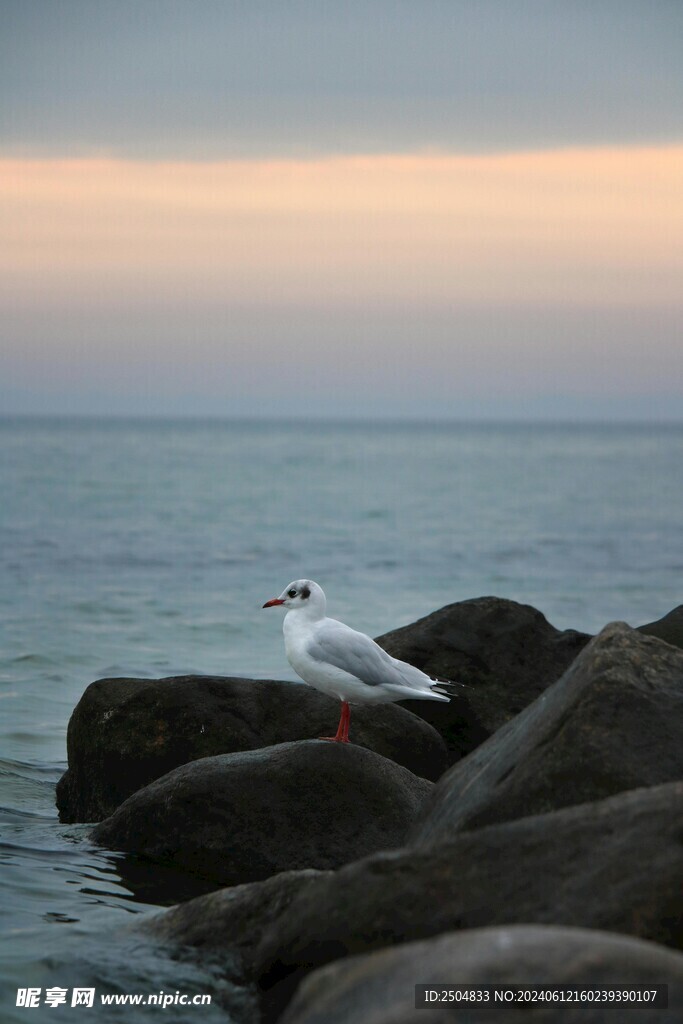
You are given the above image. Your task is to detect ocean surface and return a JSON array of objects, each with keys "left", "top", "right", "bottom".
[{"left": 1, "top": 416, "right": 681, "bottom": 1020}]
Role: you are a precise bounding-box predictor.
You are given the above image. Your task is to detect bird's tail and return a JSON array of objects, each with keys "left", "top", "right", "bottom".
[{"left": 430, "top": 678, "right": 465, "bottom": 697}]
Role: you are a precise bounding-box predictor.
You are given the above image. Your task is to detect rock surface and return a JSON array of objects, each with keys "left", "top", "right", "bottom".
[
  {"left": 377, "top": 596, "right": 590, "bottom": 752},
  {"left": 92, "top": 740, "right": 432, "bottom": 887},
  {"left": 280, "top": 925, "right": 683, "bottom": 1024},
  {"left": 412, "top": 622, "right": 683, "bottom": 843},
  {"left": 257, "top": 782, "right": 683, "bottom": 1017},
  {"left": 141, "top": 868, "right": 327, "bottom": 977},
  {"left": 57, "top": 675, "right": 448, "bottom": 822},
  {"left": 639, "top": 604, "right": 683, "bottom": 651}
]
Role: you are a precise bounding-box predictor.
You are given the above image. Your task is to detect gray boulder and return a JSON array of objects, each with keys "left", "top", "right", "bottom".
[
  {"left": 639, "top": 604, "right": 683, "bottom": 650},
  {"left": 141, "top": 868, "right": 327, "bottom": 978},
  {"left": 280, "top": 925, "right": 683, "bottom": 1024},
  {"left": 377, "top": 596, "right": 589, "bottom": 754},
  {"left": 57, "top": 675, "right": 449, "bottom": 822},
  {"left": 413, "top": 622, "right": 683, "bottom": 843},
  {"left": 92, "top": 740, "right": 432, "bottom": 887},
  {"left": 257, "top": 782, "right": 683, "bottom": 1016}
]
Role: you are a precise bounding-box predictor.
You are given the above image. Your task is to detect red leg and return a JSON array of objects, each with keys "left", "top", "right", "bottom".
[
  {"left": 342, "top": 701, "right": 351, "bottom": 742},
  {"left": 319, "top": 700, "right": 350, "bottom": 743}
]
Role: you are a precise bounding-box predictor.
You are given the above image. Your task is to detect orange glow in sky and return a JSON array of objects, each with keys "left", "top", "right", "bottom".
[{"left": 2, "top": 145, "right": 682, "bottom": 310}]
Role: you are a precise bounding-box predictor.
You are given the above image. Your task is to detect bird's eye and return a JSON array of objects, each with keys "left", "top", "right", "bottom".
[{"left": 287, "top": 589, "right": 297, "bottom": 598}]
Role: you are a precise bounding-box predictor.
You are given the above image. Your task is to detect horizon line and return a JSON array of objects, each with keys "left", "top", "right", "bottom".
[{"left": 1, "top": 412, "right": 681, "bottom": 428}]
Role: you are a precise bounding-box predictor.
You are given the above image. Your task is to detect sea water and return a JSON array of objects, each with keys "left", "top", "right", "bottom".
[{"left": 1, "top": 417, "right": 681, "bottom": 1020}]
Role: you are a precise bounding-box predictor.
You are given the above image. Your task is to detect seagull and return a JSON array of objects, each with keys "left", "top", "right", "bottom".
[{"left": 262, "top": 579, "right": 450, "bottom": 743}]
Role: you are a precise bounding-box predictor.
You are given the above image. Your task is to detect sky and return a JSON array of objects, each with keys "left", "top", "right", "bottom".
[{"left": 1, "top": 0, "right": 682, "bottom": 419}]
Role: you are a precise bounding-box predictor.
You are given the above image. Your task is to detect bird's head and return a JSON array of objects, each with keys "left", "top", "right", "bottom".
[{"left": 262, "top": 579, "right": 326, "bottom": 616}]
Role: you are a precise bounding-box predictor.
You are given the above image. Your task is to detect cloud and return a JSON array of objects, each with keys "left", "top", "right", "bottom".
[
  {"left": 1, "top": 146, "right": 681, "bottom": 417},
  {"left": 2, "top": 1, "right": 682, "bottom": 157},
  {"left": 1, "top": 146, "right": 682, "bottom": 309}
]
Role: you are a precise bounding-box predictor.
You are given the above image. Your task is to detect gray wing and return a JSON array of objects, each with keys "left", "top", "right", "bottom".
[{"left": 307, "top": 619, "right": 427, "bottom": 689}]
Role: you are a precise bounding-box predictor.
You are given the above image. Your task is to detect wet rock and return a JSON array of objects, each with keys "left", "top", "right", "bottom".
[
  {"left": 256, "top": 782, "right": 683, "bottom": 1017},
  {"left": 412, "top": 622, "right": 683, "bottom": 843},
  {"left": 639, "top": 604, "right": 683, "bottom": 651},
  {"left": 92, "top": 740, "right": 432, "bottom": 887},
  {"left": 376, "top": 596, "right": 589, "bottom": 754},
  {"left": 280, "top": 925, "right": 683, "bottom": 1024},
  {"left": 57, "top": 675, "right": 448, "bottom": 822},
  {"left": 141, "top": 868, "right": 327, "bottom": 978}
]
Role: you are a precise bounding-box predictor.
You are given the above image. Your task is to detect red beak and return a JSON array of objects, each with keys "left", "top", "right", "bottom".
[{"left": 262, "top": 598, "right": 285, "bottom": 608}]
